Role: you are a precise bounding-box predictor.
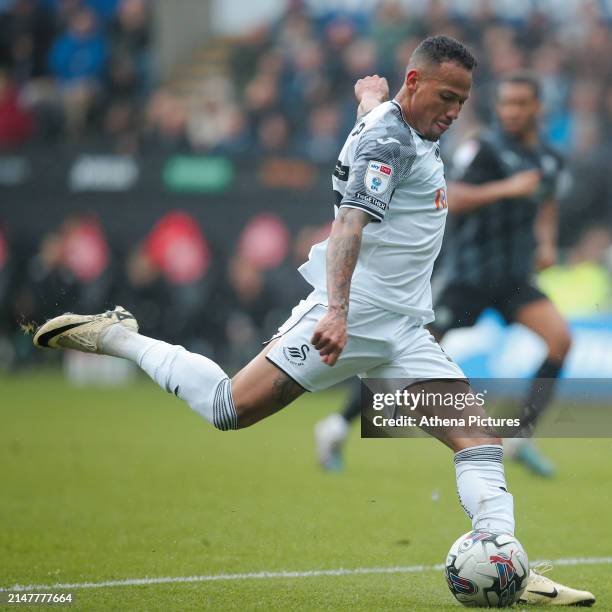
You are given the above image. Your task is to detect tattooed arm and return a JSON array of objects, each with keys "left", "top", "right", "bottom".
[
  {"left": 311, "top": 207, "right": 370, "bottom": 365},
  {"left": 355, "top": 75, "right": 389, "bottom": 119}
]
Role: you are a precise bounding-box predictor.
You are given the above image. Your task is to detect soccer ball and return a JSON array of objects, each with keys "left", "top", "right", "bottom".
[{"left": 445, "top": 531, "right": 529, "bottom": 607}]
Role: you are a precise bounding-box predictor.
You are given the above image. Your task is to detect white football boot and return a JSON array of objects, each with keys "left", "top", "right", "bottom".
[
  {"left": 519, "top": 563, "right": 596, "bottom": 606},
  {"left": 33, "top": 306, "right": 138, "bottom": 353},
  {"left": 314, "top": 413, "right": 348, "bottom": 471}
]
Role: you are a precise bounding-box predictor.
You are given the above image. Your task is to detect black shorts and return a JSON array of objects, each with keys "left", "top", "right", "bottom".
[{"left": 430, "top": 278, "right": 548, "bottom": 337}]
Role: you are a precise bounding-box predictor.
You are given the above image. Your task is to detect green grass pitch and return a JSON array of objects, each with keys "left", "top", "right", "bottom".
[{"left": 1, "top": 371, "right": 611, "bottom": 610}]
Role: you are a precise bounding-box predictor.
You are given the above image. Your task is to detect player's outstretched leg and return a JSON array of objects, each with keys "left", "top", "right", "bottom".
[
  {"left": 507, "top": 299, "right": 572, "bottom": 477},
  {"left": 33, "top": 306, "right": 305, "bottom": 430},
  {"left": 314, "top": 381, "right": 360, "bottom": 470}
]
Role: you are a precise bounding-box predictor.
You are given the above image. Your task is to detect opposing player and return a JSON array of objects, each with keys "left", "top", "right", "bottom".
[
  {"left": 317, "top": 72, "right": 570, "bottom": 478},
  {"left": 33, "top": 37, "right": 593, "bottom": 606}
]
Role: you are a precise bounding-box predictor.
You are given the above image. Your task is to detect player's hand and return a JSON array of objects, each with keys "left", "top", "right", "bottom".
[
  {"left": 354, "top": 75, "right": 389, "bottom": 105},
  {"left": 502, "top": 169, "right": 541, "bottom": 199},
  {"left": 536, "top": 243, "right": 557, "bottom": 270},
  {"left": 311, "top": 309, "right": 348, "bottom": 366}
]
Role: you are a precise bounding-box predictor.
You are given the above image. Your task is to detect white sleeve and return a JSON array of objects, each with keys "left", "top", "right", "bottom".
[{"left": 340, "top": 126, "right": 412, "bottom": 222}]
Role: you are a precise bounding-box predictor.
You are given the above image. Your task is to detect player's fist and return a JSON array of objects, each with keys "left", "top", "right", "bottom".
[
  {"left": 503, "top": 169, "right": 541, "bottom": 198},
  {"left": 310, "top": 310, "right": 348, "bottom": 366},
  {"left": 354, "top": 75, "right": 389, "bottom": 105}
]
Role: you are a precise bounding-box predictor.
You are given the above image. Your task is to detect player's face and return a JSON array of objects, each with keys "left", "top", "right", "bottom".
[
  {"left": 405, "top": 61, "right": 472, "bottom": 141},
  {"left": 496, "top": 83, "right": 540, "bottom": 138}
]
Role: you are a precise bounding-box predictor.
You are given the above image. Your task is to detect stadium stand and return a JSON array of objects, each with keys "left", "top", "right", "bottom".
[{"left": 0, "top": 0, "right": 611, "bottom": 368}]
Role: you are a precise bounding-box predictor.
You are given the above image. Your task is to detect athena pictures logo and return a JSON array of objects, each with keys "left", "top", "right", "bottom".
[{"left": 283, "top": 344, "right": 310, "bottom": 366}]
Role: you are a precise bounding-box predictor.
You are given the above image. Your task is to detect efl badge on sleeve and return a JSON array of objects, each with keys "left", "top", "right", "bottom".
[{"left": 365, "top": 161, "right": 393, "bottom": 195}]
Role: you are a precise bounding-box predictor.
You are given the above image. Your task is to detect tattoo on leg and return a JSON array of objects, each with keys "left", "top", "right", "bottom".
[{"left": 272, "top": 374, "right": 304, "bottom": 405}]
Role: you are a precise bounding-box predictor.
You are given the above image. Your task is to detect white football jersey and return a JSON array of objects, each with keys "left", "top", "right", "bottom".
[{"left": 299, "top": 100, "right": 449, "bottom": 323}]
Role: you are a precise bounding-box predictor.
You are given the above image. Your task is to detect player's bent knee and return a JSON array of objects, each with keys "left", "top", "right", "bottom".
[
  {"left": 231, "top": 394, "right": 276, "bottom": 429},
  {"left": 552, "top": 332, "right": 572, "bottom": 361},
  {"left": 543, "top": 325, "right": 572, "bottom": 361},
  {"left": 230, "top": 398, "right": 259, "bottom": 429}
]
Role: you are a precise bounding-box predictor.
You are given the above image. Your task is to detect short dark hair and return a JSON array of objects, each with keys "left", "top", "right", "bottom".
[
  {"left": 497, "top": 71, "right": 541, "bottom": 100},
  {"left": 410, "top": 35, "right": 477, "bottom": 72}
]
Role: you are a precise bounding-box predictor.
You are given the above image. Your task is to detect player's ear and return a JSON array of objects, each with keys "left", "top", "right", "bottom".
[{"left": 405, "top": 68, "right": 419, "bottom": 92}]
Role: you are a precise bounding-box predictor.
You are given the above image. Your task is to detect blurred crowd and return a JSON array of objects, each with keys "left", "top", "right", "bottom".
[
  {"left": 0, "top": 210, "right": 333, "bottom": 370},
  {"left": 2, "top": 207, "right": 610, "bottom": 372},
  {"left": 2, "top": 0, "right": 612, "bottom": 371},
  {"left": 1, "top": 0, "right": 612, "bottom": 235},
  {"left": 0, "top": 0, "right": 150, "bottom": 149},
  {"left": 1, "top": 0, "right": 612, "bottom": 161}
]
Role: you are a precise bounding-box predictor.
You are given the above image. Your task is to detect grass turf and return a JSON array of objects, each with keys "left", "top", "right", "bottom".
[{"left": 1, "top": 370, "right": 611, "bottom": 610}]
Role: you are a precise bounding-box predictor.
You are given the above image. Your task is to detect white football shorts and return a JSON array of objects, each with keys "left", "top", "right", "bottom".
[{"left": 266, "top": 292, "right": 465, "bottom": 392}]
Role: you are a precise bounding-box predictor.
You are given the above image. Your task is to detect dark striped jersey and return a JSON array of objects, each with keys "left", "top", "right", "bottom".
[{"left": 439, "top": 129, "right": 569, "bottom": 287}]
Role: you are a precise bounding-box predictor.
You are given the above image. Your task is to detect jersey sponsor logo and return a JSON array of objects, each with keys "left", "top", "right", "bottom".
[
  {"left": 283, "top": 344, "right": 310, "bottom": 366},
  {"left": 333, "top": 160, "right": 349, "bottom": 181},
  {"left": 377, "top": 136, "right": 400, "bottom": 145},
  {"left": 365, "top": 160, "right": 392, "bottom": 195},
  {"left": 435, "top": 187, "right": 447, "bottom": 209}
]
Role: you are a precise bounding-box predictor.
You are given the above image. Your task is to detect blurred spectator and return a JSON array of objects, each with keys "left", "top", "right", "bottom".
[
  {"left": 142, "top": 211, "right": 216, "bottom": 346},
  {"left": 281, "top": 38, "right": 329, "bottom": 117},
  {"left": 222, "top": 253, "right": 276, "bottom": 369},
  {"left": 256, "top": 112, "right": 292, "bottom": 155},
  {"left": 0, "top": 226, "right": 13, "bottom": 326},
  {"left": 60, "top": 214, "right": 112, "bottom": 313},
  {"left": 371, "top": 1, "right": 422, "bottom": 75},
  {"left": 539, "top": 227, "right": 612, "bottom": 317},
  {"left": 238, "top": 213, "right": 290, "bottom": 270},
  {"left": 0, "top": 0, "right": 54, "bottom": 84},
  {"left": 1, "top": 0, "right": 611, "bottom": 162},
  {"left": 267, "top": 222, "right": 330, "bottom": 315},
  {"left": 107, "top": 0, "right": 150, "bottom": 96},
  {"left": 301, "top": 103, "right": 342, "bottom": 162},
  {"left": 86, "top": 0, "right": 120, "bottom": 23},
  {"left": 143, "top": 89, "right": 189, "bottom": 151},
  {"left": 342, "top": 39, "right": 379, "bottom": 85},
  {"left": 244, "top": 71, "right": 280, "bottom": 118},
  {"left": 48, "top": 6, "right": 106, "bottom": 137},
  {"left": 186, "top": 77, "right": 250, "bottom": 154},
  {"left": 145, "top": 211, "right": 210, "bottom": 286},
  {"left": 24, "top": 231, "right": 75, "bottom": 324},
  {"left": 0, "top": 67, "right": 33, "bottom": 148},
  {"left": 120, "top": 243, "right": 165, "bottom": 342}
]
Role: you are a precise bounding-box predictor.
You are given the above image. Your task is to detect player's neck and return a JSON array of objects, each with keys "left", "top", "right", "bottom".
[
  {"left": 521, "top": 131, "right": 539, "bottom": 147},
  {"left": 508, "top": 128, "right": 539, "bottom": 148},
  {"left": 393, "top": 87, "right": 419, "bottom": 133}
]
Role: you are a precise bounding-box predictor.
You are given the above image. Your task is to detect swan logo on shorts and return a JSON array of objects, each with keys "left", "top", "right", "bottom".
[
  {"left": 365, "top": 160, "right": 392, "bottom": 195},
  {"left": 283, "top": 344, "right": 310, "bottom": 366}
]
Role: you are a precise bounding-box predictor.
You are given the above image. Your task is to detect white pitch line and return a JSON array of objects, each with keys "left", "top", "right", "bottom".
[{"left": 2, "top": 557, "right": 612, "bottom": 593}]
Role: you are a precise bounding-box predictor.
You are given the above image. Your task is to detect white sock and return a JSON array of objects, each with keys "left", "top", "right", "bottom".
[
  {"left": 100, "top": 325, "right": 238, "bottom": 430},
  {"left": 454, "top": 444, "right": 515, "bottom": 535}
]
